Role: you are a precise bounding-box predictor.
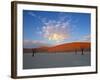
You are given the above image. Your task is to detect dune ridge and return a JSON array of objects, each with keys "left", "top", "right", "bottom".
[{"left": 23, "top": 42, "right": 90, "bottom": 53}]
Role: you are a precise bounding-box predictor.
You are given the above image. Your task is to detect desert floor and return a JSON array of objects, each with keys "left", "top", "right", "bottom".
[{"left": 23, "top": 51, "right": 90, "bottom": 69}]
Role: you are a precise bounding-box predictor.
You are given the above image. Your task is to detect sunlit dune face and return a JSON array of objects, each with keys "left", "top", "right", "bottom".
[{"left": 48, "top": 33, "right": 66, "bottom": 42}]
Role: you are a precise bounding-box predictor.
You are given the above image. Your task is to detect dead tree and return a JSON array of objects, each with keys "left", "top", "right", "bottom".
[
  {"left": 32, "top": 49, "right": 36, "bottom": 57},
  {"left": 81, "top": 48, "right": 84, "bottom": 55}
]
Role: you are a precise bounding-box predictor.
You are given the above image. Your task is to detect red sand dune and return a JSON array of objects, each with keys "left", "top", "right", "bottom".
[
  {"left": 48, "top": 42, "right": 90, "bottom": 52},
  {"left": 23, "top": 42, "right": 90, "bottom": 53}
]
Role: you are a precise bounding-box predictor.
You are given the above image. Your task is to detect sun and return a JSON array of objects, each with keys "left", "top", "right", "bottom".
[{"left": 48, "top": 33, "right": 65, "bottom": 42}]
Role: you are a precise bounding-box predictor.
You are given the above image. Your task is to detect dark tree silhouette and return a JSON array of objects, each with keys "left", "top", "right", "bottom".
[
  {"left": 32, "top": 49, "right": 36, "bottom": 57},
  {"left": 80, "top": 48, "right": 84, "bottom": 55}
]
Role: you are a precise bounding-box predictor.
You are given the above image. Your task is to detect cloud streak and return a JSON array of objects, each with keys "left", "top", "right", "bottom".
[
  {"left": 82, "top": 35, "right": 91, "bottom": 42},
  {"left": 23, "top": 40, "right": 50, "bottom": 48},
  {"left": 76, "top": 34, "right": 91, "bottom": 42}
]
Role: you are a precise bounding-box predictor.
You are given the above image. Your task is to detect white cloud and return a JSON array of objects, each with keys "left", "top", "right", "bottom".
[
  {"left": 82, "top": 35, "right": 91, "bottom": 42},
  {"left": 28, "top": 11, "right": 75, "bottom": 44},
  {"left": 41, "top": 16, "right": 71, "bottom": 43},
  {"left": 23, "top": 40, "right": 50, "bottom": 48},
  {"left": 76, "top": 34, "right": 91, "bottom": 42},
  {"left": 28, "top": 12, "right": 36, "bottom": 17}
]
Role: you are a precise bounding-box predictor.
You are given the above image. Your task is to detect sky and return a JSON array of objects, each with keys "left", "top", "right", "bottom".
[{"left": 23, "top": 10, "right": 91, "bottom": 48}]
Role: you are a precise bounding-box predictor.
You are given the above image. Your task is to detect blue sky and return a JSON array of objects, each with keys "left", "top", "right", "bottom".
[{"left": 23, "top": 10, "right": 91, "bottom": 48}]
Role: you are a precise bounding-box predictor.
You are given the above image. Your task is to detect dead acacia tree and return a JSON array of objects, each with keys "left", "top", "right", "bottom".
[
  {"left": 80, "top": 46, "right": 84, "bottom": 55},
  {"left": 81, "top": 48, "right": 84, "bottom": 55},
  {"left": 32, "top": 49, "right": 36, "bottom": 57}
]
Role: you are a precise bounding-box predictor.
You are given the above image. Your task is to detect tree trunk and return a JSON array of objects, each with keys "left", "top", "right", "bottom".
[
  {"left": 32, "top": 49, "right": 35, "bottom": 57},
  {"left": 32, "top": 53, "right": 35, "bottom": 56}
]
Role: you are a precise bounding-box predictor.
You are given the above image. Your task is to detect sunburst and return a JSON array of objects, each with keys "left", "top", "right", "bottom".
[{"left": 48, "top": 33, "right": 65, "bottom": 42}]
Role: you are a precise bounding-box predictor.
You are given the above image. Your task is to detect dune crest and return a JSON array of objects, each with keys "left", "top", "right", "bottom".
[{"left": 23, "top": 42, "right": 90, "bottom": 53}]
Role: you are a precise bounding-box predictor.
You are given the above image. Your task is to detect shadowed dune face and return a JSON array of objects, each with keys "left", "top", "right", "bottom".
[
  {"left": 23, "top": 42, "right": 91, "bottom": 53},
  {"left": 23, "top": 47, "right": 49, "bottom": 53}
]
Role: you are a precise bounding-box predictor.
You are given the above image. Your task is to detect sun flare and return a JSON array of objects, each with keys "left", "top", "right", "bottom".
[{"left": 48, "top": 33, "right": 65, "bottom": 42}]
